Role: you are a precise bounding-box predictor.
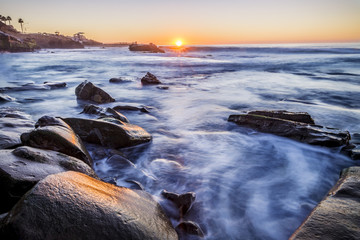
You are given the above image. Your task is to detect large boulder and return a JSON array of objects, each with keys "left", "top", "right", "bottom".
[
  {"left": 290, "top": 166, "right": 360, "bottom": 239},
  {"left": 129, "top": 43, "right": 165, "bottom": 53},
  {"left": 141, "top": 72, "right": 162, "bottom": 85},
  {"left": 0, "top": 109, "right": 34, "bottom": 149},
  {"left": 81, "top": 104, "right": 129, "bottom": 123},
  {"left": 228, "top": 111, "right": 350, "bottom": 147},
  {"left": 247, "top": 110, "right": 315, "bottom": 124},
  {"left": 63, "top": 117, "right": 152, "bottom": 148},
  {"left": 0, "top": 171, "right": 178, "bottom": 240},
  {"left": 75, "top": 80, "right": 115, "bottom": 104},
  {"left": 21, "top": 116, "right": 92, "bottom": 166},
  {"left": 0, "top": 146, "right": 97, "bottom": 213}
]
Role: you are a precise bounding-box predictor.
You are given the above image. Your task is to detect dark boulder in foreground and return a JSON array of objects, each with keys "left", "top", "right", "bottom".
[
  {"left": 176, "top": 221, "right": 205, "bottom": 239},
  {"left": 75, "top": 80, "right": 115, "bottom": 104},
  {"left": 247, "top": 110, "right": 315, "bottom": 124},
  {"left": 290, "top": 166, "right": 360, "bottom": 240},
  {"left": 0, "top": 146, "right": 97, "bottom": 213},
  {"left": 228, "top": 110, "right": 350, "bottom": 147},
  {"left": 21, "top": 116, "right": 92, "bottom": 166},
  {"left": 0, "top": 171, "right": 178, "bottom": 240},
  {"left": 81, "top": 104, "right": 129, "bottom": 123},
  {"left": 64, "top": 117, "right": 152, "bottom": 148},
  {"left": 129, "top": 43, "right": 165, "bottom": 53},
  {"left": 141, "top": 72, "right": 162, "bottom": 85},
  {"left": 0, "top": 109, "right": 34, "bottom": 149}
]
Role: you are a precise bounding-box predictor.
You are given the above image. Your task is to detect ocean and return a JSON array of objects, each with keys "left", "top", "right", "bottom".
[{"left": 1, "top": 43, "right": 359, "bottom": 239}]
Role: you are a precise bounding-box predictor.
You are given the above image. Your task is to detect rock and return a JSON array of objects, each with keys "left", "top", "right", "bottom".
[
  {"left": 129, "top": 43, "right": 165, "bottom": 53},
  {"left": 109, "top": 77, "right": 125, "bottom": 83},
  {"left": 247, "top": 110, "right": 315, "bottom": 124},
  {"left": 141, "top": 72, "right": 162, "bottom": 85},
  {"left": 157, "top": 85, "right": 169, "bottom": 90},
  {"left": 81, "top": 104, "right": 129, "bottom": 123},
  {"left": 75, "top": 80, "right": 115, "bottom": 104},
  {"left": 43, "top": 81, "right": 67, "bottom": 89},
  {"left": 176, "top": 221, "right": 204, "bottom": 238},
  {"left": 63, "top": 117, "right": 152, "bottom": 148},
  {"left": 0, "top": 146, "right": 97, "bottom": 213},
  {"left": 0, "top": 171, "right": 178, "bottom": 240},
  {"left": 21, "top": 116, "right": 92, "bottom": 166},
  {"left": 0, "top": 109, "right": 34, "bottom": 149},
  {"left": 0, "top": 83, "right": 50, "bottom": 92},
  {"left": 162, "top": 190, "right": 196, "bottom": 216},
  {"left": 290, "top": 166, "right": 360, "bottom": 240},
  {"left": 228, "top": 112, "right": 350, "bottom": 147},
  {"left": 113, "top": 105, "right": 150, "bottom": 113},
  {"left": 0, "top": 94, "right": 15, "bottom": 102}
]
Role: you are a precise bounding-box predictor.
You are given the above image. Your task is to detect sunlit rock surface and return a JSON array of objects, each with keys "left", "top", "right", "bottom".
[
  {"left": 228, "top": 111, "right": 350, "bottom": 147},
  {"left": 21, "top": 116, "right": 92, "bottom": 166},
  {"left": 290, "top": 166, "right": 360, "bottom": 239},
  {"left": 64, "top": 117, "right": 152, "bottom": 148},
  {"left": 75, "top": 80, "right": 115, "bottom": 104},
  {"left": 0, "top": 171, "right": 178, "bottom": 240},
  {"left": 0, "top": 146, "right": 97, "bottom": 213}
]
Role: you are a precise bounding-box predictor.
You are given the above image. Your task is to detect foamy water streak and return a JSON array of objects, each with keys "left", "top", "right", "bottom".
[{"left": 0, "top": 43, "right": 359, "bottom": 239}]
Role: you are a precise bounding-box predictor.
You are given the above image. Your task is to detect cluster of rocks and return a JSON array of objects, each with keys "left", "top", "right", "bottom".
[
  {"left": 129, "top": 43, "right": 165, "bottom": 53},
  {"left": 0, "top": 79, "right": 180, "bottom": 239},
  {"left": 228, "top": 110, "right": 360, "bottom": 238}
]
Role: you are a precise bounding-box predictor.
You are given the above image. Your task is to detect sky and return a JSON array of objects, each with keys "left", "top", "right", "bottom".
[{"left": 1, "top": 0, "right": 360, "bottom": 45}]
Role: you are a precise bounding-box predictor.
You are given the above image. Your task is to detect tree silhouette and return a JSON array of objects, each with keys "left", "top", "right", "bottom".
[
  {"left": 18, "top": 18, "right": 24, "bottom": 33},
  {"left": 6, "top": 16, "right": 12, "bottom": 25},
  {"left": 1, "top": 16, "right": 6, "bottom": 24}
]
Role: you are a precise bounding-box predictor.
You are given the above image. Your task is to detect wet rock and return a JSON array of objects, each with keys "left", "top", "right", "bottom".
[
  {"left": 141, "top": 72, "right": 162, "bottom": 85},
  {"left": 43, "top": 81, "right": 67, "bottom": 89},
  {"left": 0, "top": 146, "right": 97, "bottom": 213},
  {"left": 228, "top": 112, "right": 350, "bottom": 147},
  {"left": 63, "top": 117, "right": 152, "bottom": 148},
  {"left": 0, "top": 171, "right": 178, "bottom": 240},
  {"left": 21, "top": 116, "right": 92, "bottom": 166},
  {"left": 176, "top": 221, "right": 205, "bottom": 238},
  {"left": 75, "top": 80, "right": 115, "bottom": 104},
  {"left": 129, "top": 43, "right": 165, "bottom": 53},
  {"left": 162, "top": 190, "right": 196, "bottom": 216},
  {"left": 342, "top": 133, "right": 360, "bottom": 160},
  {"left": 0, "top": 109, "right": 34, "bottom": 149},
  {"left": 0, "top": 93, "right": 15, "bottom": 102},
  {"left": 109, "top": 77, "right": 125, "bottom": 83},
  {"left": 0, "top": 83, "right": 50, "bottom": 92},
  {"left": 290, "top": 166, "right": 360, "bottom": 240},
  {"left": 157, "top": 85, "right": 169, "bottom": 90},
  {"left": 247, "top": 110, "right": 315, "bottom": 124},
  {"left": 113, "top": 105, "right": 150, "bottom": 113},
  {"left": 81, "top": 104, "right": 129, "bottom": 123}
]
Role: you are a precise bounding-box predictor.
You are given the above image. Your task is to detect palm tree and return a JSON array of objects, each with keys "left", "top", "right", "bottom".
[
  {"left": 6, "top": 16, "right": 12, "bottom": 25},
  {"left": 1, "top": 16, "right": 6, "bottom": 24},
  {"left": 18, "top": 18, "right": 24, "bottom": 33}
]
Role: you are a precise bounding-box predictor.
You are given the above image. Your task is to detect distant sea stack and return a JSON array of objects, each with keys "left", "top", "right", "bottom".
[{"left": 129, "top": 43, "right": 165, "bottom": 53}]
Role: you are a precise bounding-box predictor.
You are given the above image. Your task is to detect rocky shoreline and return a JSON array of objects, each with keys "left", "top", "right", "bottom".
[{"left": 0, "top": 72, "right": 359, "bottom": 239}]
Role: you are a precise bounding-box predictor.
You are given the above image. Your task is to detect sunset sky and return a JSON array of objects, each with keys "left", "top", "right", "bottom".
[{"left": 2, "top": 0, "right": 360, "bottom": 45}]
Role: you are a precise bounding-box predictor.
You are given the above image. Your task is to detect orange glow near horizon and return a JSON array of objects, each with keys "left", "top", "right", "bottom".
[
  {"left": 2, "top": 0, "right": 360, "bottom": 45},
  {"left": 175, "top": 40, "right": 183, "bottom": 47}
]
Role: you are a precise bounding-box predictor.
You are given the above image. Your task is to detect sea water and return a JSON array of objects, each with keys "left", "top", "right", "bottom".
[{"left": 1, "top": 43, "right": 359, "bottom": 239}]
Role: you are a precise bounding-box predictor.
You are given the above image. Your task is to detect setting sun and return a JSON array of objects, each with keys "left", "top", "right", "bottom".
[{"left": 175, "top": 40, "right": 183, "bottom": 47}]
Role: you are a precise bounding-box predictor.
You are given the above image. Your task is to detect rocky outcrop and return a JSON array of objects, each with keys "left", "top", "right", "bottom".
[
  {"left": 63, "top": 117, "right": 152, "bottom": 148},
  {"left": 141, "top": 72, "right": 162, "bottom": 85},
  {"left": 75, "top": 80, "right": 115, "bottom": 104},
  {"left": 228, "top": 110, "right": 350, "bottom": 147},
  {"left": 0, "top": 171, "right": 178, "bottom": 240},
  {"left": 290, "top": 166, "right": 360, "bottom": 239},
  {"left": 0, "top": 31, "right": 37, "bottom": 52},
  {"left": 247, "top": 110, "right": 315, "bottom": 124},
  {"left": 0, "top": 109, "right": 34, "bottom": 149},
  {"left": 0, "top": 93, "right": 15, "bottom": 102},
  {"left": 113, "top": 105, "right": 150, "bottom": 113},
  {"left": 0, "top": 82, "right": 66, "bottom": 92},
  {"left": 81, "top": 104, "right": 129, "bottom": 123},
  {"left": 129, "top": 43, "right": 165, "bottom": 53},
  {"left": 0, "top": 146, "right": 97, "bottom": 213},
  {"left": 21, "top": 116, "right": 92, "bottom": 166}
]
